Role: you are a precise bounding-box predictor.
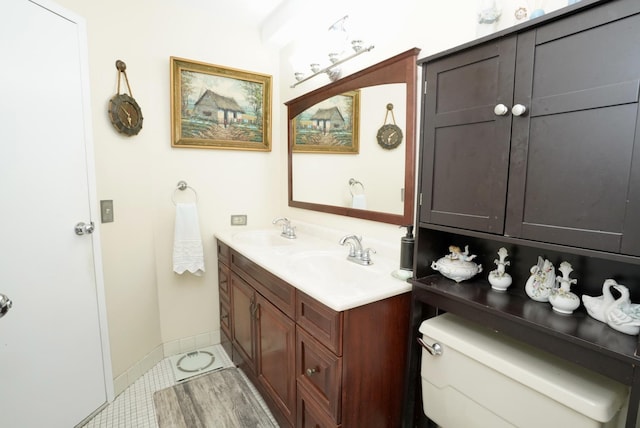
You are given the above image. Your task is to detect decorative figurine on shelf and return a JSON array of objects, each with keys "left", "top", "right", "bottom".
[
  {"left": 605, "top": 283, "right": 640, "bottom": 336},
  {"left": 488, "top": 247, "right": 512, "bottom": 291},
  {"left": 582, "top": 279, "right": 617, "bottom": 323},
  {"left": 548, "top": 261, "right": 580, "bottom": 314},
  {"left": 525, "top": 256, "right": 555, "bottom": 302},
  {"left": 431, "top": 245, "right": 483, "bottom": 283}
]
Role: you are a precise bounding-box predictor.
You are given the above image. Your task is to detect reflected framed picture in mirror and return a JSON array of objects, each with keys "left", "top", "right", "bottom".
[{"left": 292, "top": 90, "right": 360, "bottom": 154}]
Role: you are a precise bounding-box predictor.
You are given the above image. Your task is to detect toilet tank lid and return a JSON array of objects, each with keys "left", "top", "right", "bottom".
[{"left": 419, "top": 313, "right": 628, "bottom": 422}]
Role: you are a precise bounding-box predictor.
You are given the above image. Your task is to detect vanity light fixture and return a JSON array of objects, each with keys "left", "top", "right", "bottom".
[{"left": 291, "top": 16, "right": 374, "bottom": 88}]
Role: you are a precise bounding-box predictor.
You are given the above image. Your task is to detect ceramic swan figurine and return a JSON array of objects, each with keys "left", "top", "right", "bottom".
[
  {"left": 582, "top": 279, "right": 617, "bottom": 323},
  {"left": 605, "top": 284, "right": 640, "bottom": 336}
]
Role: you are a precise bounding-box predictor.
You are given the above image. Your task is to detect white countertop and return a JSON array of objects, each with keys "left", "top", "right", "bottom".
[{"left": 214, "top": 222, "right": 412, "bottom": 312}]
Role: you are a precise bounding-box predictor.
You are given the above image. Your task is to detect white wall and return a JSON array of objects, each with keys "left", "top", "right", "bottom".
[{"left": 56, "top": 0, "right": 283, "bottom": 380}]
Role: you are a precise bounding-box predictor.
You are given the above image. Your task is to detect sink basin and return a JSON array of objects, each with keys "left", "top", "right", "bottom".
[
  {"left": 232, "top": 230, "right": 295, "bottom": 247},
  {"left": 286, "top": 250, "right": 394, "bottom": 285}
]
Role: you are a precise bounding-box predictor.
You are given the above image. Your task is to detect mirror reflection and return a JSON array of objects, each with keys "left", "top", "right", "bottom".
[
  {"left": 292, "top": 84, "right": 406, "bottom": 214},
  {"left": 286, "top": 48, "right": 420, "bottom": 225}
]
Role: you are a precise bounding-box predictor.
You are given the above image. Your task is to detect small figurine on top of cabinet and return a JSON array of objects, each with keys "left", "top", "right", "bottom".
[
  {"left": 488, "top": 247, "right": 512, "bottom": 291},
  {"left": 525, "top": 256, "right": 555, "bottom": 302}
]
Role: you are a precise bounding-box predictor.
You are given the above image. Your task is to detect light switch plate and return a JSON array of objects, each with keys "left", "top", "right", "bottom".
[
  {"left": 230, "top": 214, "right": 247, "bottom": 226},
  {"left": 100, "top": 200, "right": 114, "bottom": 223}
]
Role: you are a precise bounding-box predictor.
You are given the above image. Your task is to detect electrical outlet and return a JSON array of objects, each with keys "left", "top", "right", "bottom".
[
  {"left": 100, "top": 200, "right": 114, "bottom": 223},
  {"left": 230, "top": 214, "right": 247, "bottom": 226}
]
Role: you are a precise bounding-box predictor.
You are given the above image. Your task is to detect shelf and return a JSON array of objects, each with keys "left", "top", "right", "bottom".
[
  {"left": 418, "top": 222, "right": 640, "bottom": 266},
  {"left": 412, "top": 275, "right": 640, "bottom": 385}
]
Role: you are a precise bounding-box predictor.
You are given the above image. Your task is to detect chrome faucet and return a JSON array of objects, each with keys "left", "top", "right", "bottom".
[
  {"left": 339, "top": 234, "right": 376, "bottom": 266},
  {"left": 272, "top": 217, "right": 296, "bottom": 239}
]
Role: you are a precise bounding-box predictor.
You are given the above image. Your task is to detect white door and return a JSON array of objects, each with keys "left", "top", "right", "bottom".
[{"left": 0, "top": 1, "right": 112, "bottom": 427}]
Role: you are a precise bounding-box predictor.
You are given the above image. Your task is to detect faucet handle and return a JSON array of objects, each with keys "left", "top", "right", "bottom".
[{"left": 362, "top": 247, "right": 376, "bottom": 263}]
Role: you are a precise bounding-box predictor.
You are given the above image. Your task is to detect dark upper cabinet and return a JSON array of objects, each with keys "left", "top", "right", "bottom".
[
  {"left": 420, "top": 37, "right": 516, "bottom": 234},
  {"left": 419, "top": 0, "right": 640, "bottom": 256}
]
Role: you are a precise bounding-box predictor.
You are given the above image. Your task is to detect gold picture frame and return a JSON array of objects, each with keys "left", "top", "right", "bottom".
[
  {"left": 170, "top": 57, "right": 272, "bottom": 151},
  {"left": 292, "top": 90, "right": 360, "bottom": 154}
]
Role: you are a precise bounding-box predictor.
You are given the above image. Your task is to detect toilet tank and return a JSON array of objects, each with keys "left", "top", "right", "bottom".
[{"left": 419, "top": 313, "right": 630, "bottom": 428}]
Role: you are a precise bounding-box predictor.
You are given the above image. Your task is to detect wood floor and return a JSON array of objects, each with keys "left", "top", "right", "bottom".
[{"left": 153, "top": 368, "right": 278, "bottom": 428}]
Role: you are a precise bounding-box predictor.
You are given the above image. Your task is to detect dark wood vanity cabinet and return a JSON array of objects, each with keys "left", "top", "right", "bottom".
[
  {"left": 419, "top": 0, "right": 640, "bottom": 256},
  {"left": 230, "top": 250, "right": 297, "bottom": 427},
  {"left": 216, "top": 239, "right": 411, "bottom": 427}
]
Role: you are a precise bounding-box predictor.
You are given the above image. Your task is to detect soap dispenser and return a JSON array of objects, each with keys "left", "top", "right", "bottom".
[{"left": 393, "top": 225, "right": 415, "bottom": 280}]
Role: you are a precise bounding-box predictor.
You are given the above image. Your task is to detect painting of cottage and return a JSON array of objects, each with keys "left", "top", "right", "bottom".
[
  {"left": 292, "top": 90, "right": 360, "bottom": 154},
  {"left": 311, "top": 107, "right": 345, "bottom": 134},
  {"left": 171, "top": 57, "right": 271, "bottom": 151},
  {"left": 192, "top": 90, "right": 245, "bottom": 127}
]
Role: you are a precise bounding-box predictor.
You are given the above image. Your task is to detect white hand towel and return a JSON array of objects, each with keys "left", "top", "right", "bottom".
[
  {"left": 173, "top": 203, "right": 205, "bottom": 276},
  {"left": 352, "top": 194, "right": 367, "bottom": 209}
]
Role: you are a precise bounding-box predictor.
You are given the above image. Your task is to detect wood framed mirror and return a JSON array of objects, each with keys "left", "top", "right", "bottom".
[{"left": 285, "top": 48, "right": 420, "bottom": 225}]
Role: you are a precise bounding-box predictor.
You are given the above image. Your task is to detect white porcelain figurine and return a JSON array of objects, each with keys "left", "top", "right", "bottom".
[
  {"left": 548, "top": 261, "right": 580, "bottom": 315},
  {"left": 582, "top": 279, "right": 617, "bottom": 323},
  {"left": 605, "top": 284, "right": 640, "bottom": 336},
  {"left": 488, "top": 247, "right": 512, "bottom": 291},
  {"left": 431, "top": 245, "right": 482, "bottom": 283},
  {"left": 524, "top": 257, "right": 555, "bottom": 302}
]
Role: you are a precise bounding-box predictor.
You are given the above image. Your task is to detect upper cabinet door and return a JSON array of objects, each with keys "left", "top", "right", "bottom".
[
  {"left": 420, "top": 36, "right": 516, "bottom": 234},
  {"left": 505, "top": 0, "right": 640, "bottom": 255}
]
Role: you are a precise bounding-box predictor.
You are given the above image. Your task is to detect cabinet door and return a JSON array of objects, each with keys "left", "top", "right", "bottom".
[
  {"left": 230, "top": 273, "right": 256, "bottom": 372},
  {"left": 506, "top": 1, "right": 640, "bottom": 255},
  {"left": 420, "top": 36, "right": 516, "bottom": 233},
  {"left": 256, "top": 293, "right": 296, "bottom": 426}
]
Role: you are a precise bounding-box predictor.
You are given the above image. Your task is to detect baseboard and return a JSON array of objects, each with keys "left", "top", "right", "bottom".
[{"left": 112, "top": 329, "right": 222, "bottom": 397}]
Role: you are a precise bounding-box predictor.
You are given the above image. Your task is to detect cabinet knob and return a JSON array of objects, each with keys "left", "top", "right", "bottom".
[
  {"left": 306, "top": 367, "right": 319, "bottom": 376},
  {"left": 511, "top": 104, "right": 528, "bottom": 116},
  {"left": 494, "top": 104, "right": 509, "bottom": 116}
]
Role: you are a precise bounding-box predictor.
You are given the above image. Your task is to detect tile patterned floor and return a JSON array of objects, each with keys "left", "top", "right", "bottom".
[{"left": 82, "top": 345, "right": 278, "bottom": 427}]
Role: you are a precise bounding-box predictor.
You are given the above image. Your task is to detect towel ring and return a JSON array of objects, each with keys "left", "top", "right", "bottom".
[
  {"left": 349, "top": 178, "right": 365, "bottom": 196},
  {"left": 172, "top": 180, "right": 198, "bottom": 205}
]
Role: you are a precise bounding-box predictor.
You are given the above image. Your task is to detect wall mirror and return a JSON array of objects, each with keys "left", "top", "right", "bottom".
[{"left": 285, "top": 48, "right": 420, "bottom": 225}]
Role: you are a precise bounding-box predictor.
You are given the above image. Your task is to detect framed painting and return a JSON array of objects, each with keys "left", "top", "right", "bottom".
[
  {"left": 292, "top": 90, "right": 360, "bottom": 154},
  {"left": 170, "top": 57, "right": 272, "bottom": 151}
]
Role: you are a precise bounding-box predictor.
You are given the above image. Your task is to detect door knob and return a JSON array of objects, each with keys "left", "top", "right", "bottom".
[
  {"left": 494, "top": 104, "right": 509, "bottom": 116},
  {"left": 74, "top": 221, "right": 95, "bottom": 235},
  {"left": 511, "top": 104, "right": 528, "bottom": 116},
  {"left": 0, "top": 293, "right": 13, "bottom": 318}
]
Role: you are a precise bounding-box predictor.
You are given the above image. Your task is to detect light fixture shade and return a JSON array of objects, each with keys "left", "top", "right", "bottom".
[{"left": 326, "top": 15, "right": 349, "bottom": 58}]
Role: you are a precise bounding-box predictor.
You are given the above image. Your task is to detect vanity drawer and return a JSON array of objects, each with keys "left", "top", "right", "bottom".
[
  {"left": 231, "top": 250, "right": 295, "bottom": 319},
  {"left": 217, "top": 239, "right": 230, "bottom": 266},
  {"left": 296, "top": 291, "right": 343, "bottom": 355},
  {"left": 296, "top": 326, "right": 342, "bottom": 424},
  {"left": 297, "top": 380, "right": 341, "bottom": 428}
]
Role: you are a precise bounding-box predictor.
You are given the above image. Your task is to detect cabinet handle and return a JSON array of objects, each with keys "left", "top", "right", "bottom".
[
  {"left": 249, "top": 296, "right": 256, "bottom": 319},
  {"left": 494, "top": 104, "right": 509, "bottom": 116},
  {"left": 306, "top": 367, "right": 319, "bottom": 376},
  {"left": 417, "top": 337, "right": 443, "bottom": 356},
  {"left": 511, "top": 104, "right": 528, "bottom": 116}
]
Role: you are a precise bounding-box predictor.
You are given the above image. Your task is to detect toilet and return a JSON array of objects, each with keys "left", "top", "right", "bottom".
[{"left": 419, "top": 313, "right": 632, "bottom": 428}]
